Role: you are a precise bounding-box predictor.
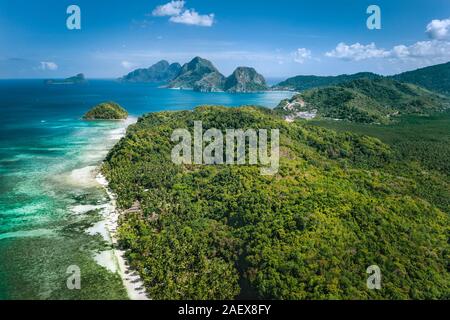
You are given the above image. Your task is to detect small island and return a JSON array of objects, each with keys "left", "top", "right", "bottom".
[
  {"left": 44, "top": 73, "right": 87, "bottom": 85},
  {"left": 83, "top": 102, "right": 128, "bottom": 120}
]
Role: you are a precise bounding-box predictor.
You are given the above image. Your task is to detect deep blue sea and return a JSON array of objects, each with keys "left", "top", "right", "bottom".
[{"left": 0, "top": 80, "right": 293, "bottom": 299}]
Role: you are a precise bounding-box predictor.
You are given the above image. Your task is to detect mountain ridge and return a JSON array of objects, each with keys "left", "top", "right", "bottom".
[
  {"left": 391, "top": 61, "right": 450, "bottom": 96},
  {"left": 274, "top": 61, "right": 450, "bottom": 97},
  {"left": 275, "top": 78, "right": 450, "bottom": 123}
]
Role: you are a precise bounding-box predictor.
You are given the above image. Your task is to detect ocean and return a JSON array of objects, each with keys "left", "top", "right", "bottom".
[{"left": 0, "top": 80, "right": 293, "bottom": 299}]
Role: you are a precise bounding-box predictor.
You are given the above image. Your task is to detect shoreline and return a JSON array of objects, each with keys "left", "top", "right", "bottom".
[
  {"left": 95, "top": 172, "right": 150, "bottom": 300},
  {"left": 91, "top": 116, "right": 149, "bottom": 300}
]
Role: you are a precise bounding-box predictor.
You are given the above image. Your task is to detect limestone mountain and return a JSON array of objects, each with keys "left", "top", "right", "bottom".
[
  {"left": 224, "top": 67, "right": 268, "bottom": 93},
  {"left": 167, "top": 57, "right": 269, "bottom": 93},
  {"left": 120, "top": 60, "right": 181, "bottom": 83},
  {"left": 167, "top": 57, "right": 226, "bottom": 92}
]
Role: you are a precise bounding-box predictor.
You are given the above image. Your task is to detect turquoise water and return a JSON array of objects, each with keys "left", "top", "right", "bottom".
[{"left": 0, "top": 80, "right": 293, "bottom": 299}]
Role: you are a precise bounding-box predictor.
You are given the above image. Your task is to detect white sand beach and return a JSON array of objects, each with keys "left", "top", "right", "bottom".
[{"left": 95, "top": 172, "right": 150, "bottom": 300}]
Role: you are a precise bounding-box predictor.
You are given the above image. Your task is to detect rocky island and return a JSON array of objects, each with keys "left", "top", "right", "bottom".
[
  {"left": 44, "top": 73, "right": 87, "bottom": 85},
  {"left": 224, "top": 67, "right": 268, "bottom": 93},
  {"left": 119, "top": 60, "right": 181, "bottom": 83},
  {"left": 83, "top": 102, "right": 128, "bottom": 120},
  {"left": 120, "top": 56, "right": 269, "bottom": 93},
  {"left": 167, "top": 57, "right": 226, "bottom": 92},
  {"left": 167, "top": 57, "right": 269, "bottom": 93}
]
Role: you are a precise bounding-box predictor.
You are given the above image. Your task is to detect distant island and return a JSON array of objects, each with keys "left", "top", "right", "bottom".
[
  {"left": 167, "top": 57, "right": 225, "bottom": 92},
  {"left": 223, "top": 66, "right": 268, "bottom": 93},
  {"left": 44, "top": 73, "right": 87, "bottom": 85},
  {"left": 167, "top": 57, "right": 269, "bottom": 93},
  {"left": 83, "top": 102, "right": 128, "bottom": 120},
  {"left": 119, "top": 60, "right": 181, "bottom": 83},
  {"left": 120, "top": 57, "right": 268, "bottom": 93}
]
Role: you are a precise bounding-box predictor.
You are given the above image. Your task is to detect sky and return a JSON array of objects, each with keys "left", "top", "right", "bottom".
[{"left": 0, "top": 0, "right": 449, "bottom": 78}]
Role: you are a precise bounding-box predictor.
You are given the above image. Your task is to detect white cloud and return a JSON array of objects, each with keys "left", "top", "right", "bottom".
[
  {"left": 390, "top": 40, "right": 450, "bottom": 60},
  {"left": 426, "top": 18, "right": 450, "bottom": 40},
  {"left": 152, "top": 1, "right": 185, "bottom": 17},
  {"left": 293, "top": 48, "right": 312, "bottom": 63},
  {"left": 325, "top": 42, "right": 390, "bottom": 61},
  {"left": 152, "top": 1, "right": 215, "bottom": 27},
  {"left": 39, "top": 61, "right": 58, "bottom": 71},
  {"left": 169, "top": 9, "right": 214, "bottom": 27},
  {"left": 326, "top": 40, "right": 450, "bottom": 65},
  {"left": 121, "top": 61, "right": 136, "bottom": 69},
  {"left": 326, "top": 18, "right": 450, "bottom": 64},
  {"left": 391, "top": 45, "right": 410, "bottom": 59}
]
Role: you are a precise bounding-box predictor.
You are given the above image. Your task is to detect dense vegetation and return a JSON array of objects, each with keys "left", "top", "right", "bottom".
[
  {"left": 309, "top": 110, "right": 450, "bottom": 211},
  {"left": 102, "top": 106, "right": 449, "bottom": 300},
  {"left": 273, "top": 72, "right": 381, "bottom": 91},
  {"left": 274, "top": 61, "right": 450, "bottom": 97},
  {"left": 392, "top": 61, "right": 450, "bottom": 96},
  {"left": 275, "top": 78, "right": 449, "bottom": 123},
  {"left": 83, "top": 102, "right": 128, "bottom": 120}
]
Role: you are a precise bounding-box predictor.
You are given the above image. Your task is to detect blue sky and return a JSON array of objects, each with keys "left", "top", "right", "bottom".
[{"left": 0, "top": 0, "right": 449, "bottom": 78}]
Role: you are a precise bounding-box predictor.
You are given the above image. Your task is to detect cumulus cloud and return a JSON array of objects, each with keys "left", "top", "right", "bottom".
[
  {"left": 152, "top": 1, "right": 214, "bottom": 27},
  {"left": 152, "top": 0, "right": 185, "bottom": 17},
  {"left": 390, "top": 40, "right": 450, "bottom": 60},
  {"left": 326, "top": 40, "right": 450, "bottom": 64},
  {"left": 426, "top": 18, "right": 450, "bottom": 40},
  {"left": 325, "top": 42, "right": 390, "bottom": 61},
  {"left": 169, "top": 9, "right": 214, "bottom": 27},
  {"left": 293, "top": 48, "right": 312, "bottom": 63},
  {"left": 39, "top": 61, "right": 58, "bottom": 71}
]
